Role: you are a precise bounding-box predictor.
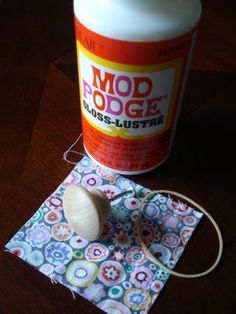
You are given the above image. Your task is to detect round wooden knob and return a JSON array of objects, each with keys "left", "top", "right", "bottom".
[{"left": 62, "top": 185, "right": 111, "bottom": 241}]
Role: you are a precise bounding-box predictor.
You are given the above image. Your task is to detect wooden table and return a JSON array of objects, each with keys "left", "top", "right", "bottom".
[{"left": 0, "top": 1, "right": 235, "bottom": 313}]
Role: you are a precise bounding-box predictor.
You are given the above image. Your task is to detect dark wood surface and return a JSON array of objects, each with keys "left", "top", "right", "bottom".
[{"left": 0, "top": 1, "right": 235, "bottom": 313}]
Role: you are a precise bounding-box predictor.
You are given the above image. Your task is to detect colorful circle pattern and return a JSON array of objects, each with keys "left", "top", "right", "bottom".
[
  {"left": 85, "top": 243, "right": 109, "bottom": 262},
  {"left": 98, "top": 261, "right": 126, "bottom": 287},
  {"left": 126, "top": 246, "right": 147, "bottom": 266},
  {"left": 108, "top": 286, "right": 124, "bottom": 299},
  {"left": 44, "top": 210, "right": 62, "bottom": 224},
  {"left": 45, "top": 242, "right": 72, "bottom": 266},
  {"left": 51, "top": 223, "right": 73, "bottom": 241},
  {"left": 142, "top": 202, "right": 160, "bottom": 220},
  {"left": 81, "top": 173, "right": 102, "bottom": 189},
  {"left": 124, "top": 288, "right": 151, "bottom": 311},
  {"left": 66, "top": 260, "right": 98, "bottom": 287}
]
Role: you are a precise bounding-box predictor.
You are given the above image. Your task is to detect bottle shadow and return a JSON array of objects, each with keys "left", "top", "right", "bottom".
[{"left": 143, "top": 70, "right": 236, "bottom": 183}]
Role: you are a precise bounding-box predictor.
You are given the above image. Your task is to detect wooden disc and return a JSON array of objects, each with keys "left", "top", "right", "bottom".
[{"left": 63, "top": 185, "right": 111, "bottom": 240}]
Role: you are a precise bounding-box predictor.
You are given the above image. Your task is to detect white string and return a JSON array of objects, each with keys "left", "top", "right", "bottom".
[
  {"left": 4, "top": 249, "right": 11, "bottom": 253},
  {"left": 137, "top": 190, "right": 223, "bottom": 279},
  {"left": 63, "top": 133, "right": 86, "bottom": 165},
  {"left": 50, "top": 277, "right": 58, "bottom": 285},
  {"left": 70, "top": 288, "right": 76, "bottom": 300}
]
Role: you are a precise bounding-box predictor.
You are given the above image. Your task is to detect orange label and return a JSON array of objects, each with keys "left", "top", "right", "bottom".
[{"left": 75, "top": 18, "right": 197, "bottom": 173}]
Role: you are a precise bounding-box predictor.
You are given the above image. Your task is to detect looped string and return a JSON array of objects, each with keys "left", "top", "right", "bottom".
[
  {"left": 137, "top": 190, "right": 223, "bottom": 278},
  {"left": 63, "top": 134, "right": 86, "bottom": 165}
]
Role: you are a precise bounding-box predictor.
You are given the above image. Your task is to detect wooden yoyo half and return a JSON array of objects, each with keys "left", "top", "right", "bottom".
[{"left": 63, "top": 184, "right": 131, "bottom": 241}]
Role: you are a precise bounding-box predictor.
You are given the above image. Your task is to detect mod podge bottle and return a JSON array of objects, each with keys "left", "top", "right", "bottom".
[{"left": 74, "top": 0, "right": 202, "bottom": 174}]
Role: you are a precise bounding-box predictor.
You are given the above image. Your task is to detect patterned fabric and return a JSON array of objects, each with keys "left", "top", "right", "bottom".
[{"left": 5, "top": 157, "right": 202, "bottom": 313}]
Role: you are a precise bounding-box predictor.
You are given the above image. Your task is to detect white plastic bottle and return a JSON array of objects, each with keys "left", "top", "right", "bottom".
[{"left": 74, "top": 0, "right": 202, "bottom": 174}]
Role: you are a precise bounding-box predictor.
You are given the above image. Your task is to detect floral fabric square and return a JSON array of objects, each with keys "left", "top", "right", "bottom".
[{"left": 5, "top": 157, "right": 202, "bottom": 313}]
